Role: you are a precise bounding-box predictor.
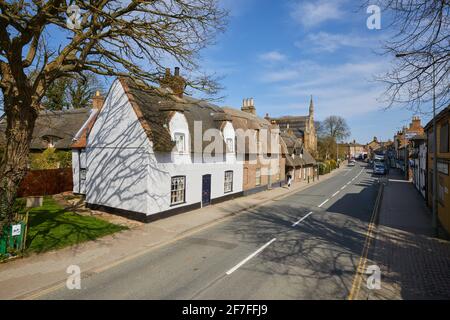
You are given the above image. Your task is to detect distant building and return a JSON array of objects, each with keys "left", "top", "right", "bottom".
[
  {"left": 267, "top": 96, "right": 317, "bottom": 156},
  {"left": 394, "top": 116, "right": 425, "bottom": 178},
  {"left": 0, "top": 108, "right": 92, "bottom": 153},
  {"left": 339, "top": 140, "right": 367, "bottom": 159},
  {"left": 280, "top": 132, "right": 317, "bottom": 184},
  {"left": 366, "top": 136, "right": 383, "bottom": 159},
  {"left": 410, "top": 134, "right": 427, "bottom": 199}
]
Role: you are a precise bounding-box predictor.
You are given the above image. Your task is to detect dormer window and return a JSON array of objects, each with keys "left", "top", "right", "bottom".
[
  {"left": 226, "top": 138, "right": 234, "bottom": 153},
  {"left": 41, "top": 135, "right": 61, "bottom": 149},
  {"left": 174, "top": 133, "right": 186, "bottom": 153}
]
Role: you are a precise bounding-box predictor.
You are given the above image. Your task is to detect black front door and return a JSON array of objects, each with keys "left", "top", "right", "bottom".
[{"left": 202, "top": 174, "right": 211, "bottom": 207}]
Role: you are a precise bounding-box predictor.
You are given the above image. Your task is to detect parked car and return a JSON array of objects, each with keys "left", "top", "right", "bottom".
[{"left": 373, "top": 162, "right": 386, "bottom": 175}]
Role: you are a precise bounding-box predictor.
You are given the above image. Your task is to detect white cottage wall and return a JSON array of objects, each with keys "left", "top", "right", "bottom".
[
  {"left": 146, "top": 119, "right": 243, "bottom": 215},
  {"left": 86, "top": 80, "right": 152, "bottom": 214},
  {"left": 85, "top": 79, "right": 244, "bottom": 219}
]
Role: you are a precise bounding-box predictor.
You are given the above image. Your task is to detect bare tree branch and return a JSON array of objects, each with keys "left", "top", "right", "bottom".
[{"left": 372, "top": 0, "right": 450, "bottom": 113}]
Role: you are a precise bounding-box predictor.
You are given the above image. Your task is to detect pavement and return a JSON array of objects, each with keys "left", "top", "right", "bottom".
[
  {"left": 0, "top": 163, "right": 348, "bottom": 300},
  {"left": 32, "top": 162, "right": 380, "bottom": 299},
  {"left": 359, "top": 169, "right": 450, "bottom": 300}
]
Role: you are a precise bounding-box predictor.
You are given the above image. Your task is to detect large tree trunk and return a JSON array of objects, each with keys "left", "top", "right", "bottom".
[{"left": 0, "top": 98, "right": 37, "bottom": 235}]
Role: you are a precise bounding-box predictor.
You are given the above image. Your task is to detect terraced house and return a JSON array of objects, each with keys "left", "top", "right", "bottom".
[
  {"left": 76, "top": 68, "right": 287, "bottom": 222},
  {"left": 81, "top": 74, "right": 243, "bottom": 221},
  {"left": 223, "top": 99, "right": 285, "bottom": 195},
  {"left": 425, "top": 105, "right": 450, "bottom": 234}
]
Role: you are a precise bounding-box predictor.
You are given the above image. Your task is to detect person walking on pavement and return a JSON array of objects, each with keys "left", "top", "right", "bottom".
[{"left": 287, "top": 170, "right": 293, "bottom": 189}]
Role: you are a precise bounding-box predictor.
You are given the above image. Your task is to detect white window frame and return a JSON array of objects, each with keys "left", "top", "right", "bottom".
[
  {"left": 80, "top": 168, "right": 87, "bottom": 181},
  {"left": 174, "top": 133, "right": 186, "bottom": 153},
  {"left": 224, "top": 171, "right": 233, "bottom": 193},
  {"left": 171, "top": 176, "right": 186, "bottom": 205},
  {"left": 226, "top": 138, "right": 234, "bottom": 153}
]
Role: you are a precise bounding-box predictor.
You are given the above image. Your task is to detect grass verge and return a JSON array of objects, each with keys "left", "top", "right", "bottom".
[{"left": 23, "top": 196, "right": 127, "bottom": 254}]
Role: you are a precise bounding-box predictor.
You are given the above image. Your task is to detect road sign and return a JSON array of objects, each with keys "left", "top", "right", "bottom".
[{"left": 12, "top": 224, "right": 21, "bottom": 236}]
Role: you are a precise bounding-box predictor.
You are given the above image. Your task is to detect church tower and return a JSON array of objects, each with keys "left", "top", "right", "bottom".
[{"left": 308, "top": 95, "right": 317, "bottom": 156}]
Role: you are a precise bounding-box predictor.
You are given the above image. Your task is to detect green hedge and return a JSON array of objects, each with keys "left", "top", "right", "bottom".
[
  {"left": 318, "top": 159, "right": 338, "bottom": 175},
  {"left": 30, "top": 148, "right": 72, "bottom": 170}
]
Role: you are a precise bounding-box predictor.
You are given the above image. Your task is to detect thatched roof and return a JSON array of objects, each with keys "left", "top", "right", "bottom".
[
  {"left": 0, "top": 108, "right": 92, "bottom": 150},
  {"left": 280, "top": 132, "right": 316, "bottom": 167},
  {"left": 120, "top": 78, "right": 230, "bottom": 154}
]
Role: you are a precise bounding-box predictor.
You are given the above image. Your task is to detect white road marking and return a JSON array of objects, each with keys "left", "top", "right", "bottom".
[
  {"left": 226, "top": 238, "right": 277, "bottom": 275},
  {"left": 318, "top": 199, "right": 330, "bottom": 208},
  {"left": 292, "top": 211, "right": 313, "bottom": 227},
  {"left": 343, "top": 168, "right": 364, "bottom": 188},
  {"left": 332, "top": 191, "right": 340, "bottom": 197}
]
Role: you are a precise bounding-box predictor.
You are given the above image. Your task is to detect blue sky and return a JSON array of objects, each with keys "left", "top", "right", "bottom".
[
  {"left": 1, "top": 0, "right": 433, "bottom": 144},
  {"left": 198, "top": 0, "right": 433, "bottom": 143}
]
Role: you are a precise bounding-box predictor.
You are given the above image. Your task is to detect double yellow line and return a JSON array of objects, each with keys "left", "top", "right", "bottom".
[{"left": 347, "top": 182, "right": 384, "bottom": 300}]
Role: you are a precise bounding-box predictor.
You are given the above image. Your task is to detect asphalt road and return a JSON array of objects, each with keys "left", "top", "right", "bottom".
[{"left": 41, "top": 162, "right": 380, "bottom": 300}]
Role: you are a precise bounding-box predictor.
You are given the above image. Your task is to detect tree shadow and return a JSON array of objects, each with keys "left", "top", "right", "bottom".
[{"left": 26, "top": 204, "right": 126, "bottom": 254}]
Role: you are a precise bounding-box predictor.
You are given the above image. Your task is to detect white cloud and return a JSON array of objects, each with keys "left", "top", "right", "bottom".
[
  {"left": 297, "top": 32, "right": 373, "bottom": 53},
  {"left": 259, "top": 59, "right": 390, "bottom": 118},
  {"left": 259, "top": 51, "right": 287, "bottom": 62},
  {"left": 291, "top": 0, "right": 345, "bottom": 28},
  {"left": 262, "top": 70, "right": 299, "bottom": 82}
]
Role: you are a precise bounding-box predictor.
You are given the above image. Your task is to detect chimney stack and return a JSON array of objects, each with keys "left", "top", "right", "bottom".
[
  {"left": 411, "top": 116, "right": 421, "bottom": 130},
  {"left": 241, "top": 98, "right": 256, "bottom": 115},
  {"left": 92, "top": 90, "right": 104, "bottom": 110},
  {"left": 159, "top": 67, "right": 186, "bottom": 98}
]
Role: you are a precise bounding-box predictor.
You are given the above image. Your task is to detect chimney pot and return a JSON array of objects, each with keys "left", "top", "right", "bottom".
[
  {"left": 160, "top": 66, "right": 185, "bottom": 98},
  {"left": 241, "top": 97, "right": 256, "bottom": 115},
  {"left": 92, "top": 90, "right": 104, "bottom": 110}
]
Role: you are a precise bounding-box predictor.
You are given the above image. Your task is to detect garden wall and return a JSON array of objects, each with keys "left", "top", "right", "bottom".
[{"left": 17, "top": 168, "right": 73, "bottom": 197}]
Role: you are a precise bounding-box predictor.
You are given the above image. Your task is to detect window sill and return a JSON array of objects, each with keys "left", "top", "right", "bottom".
[{"left": 170, "top": 201, "right": 186, "bottom": 207}]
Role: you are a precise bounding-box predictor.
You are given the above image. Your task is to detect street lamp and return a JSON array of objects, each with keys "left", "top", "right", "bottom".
[{"left": 396, "top": 51, "right": 438, "bottom": 236}]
